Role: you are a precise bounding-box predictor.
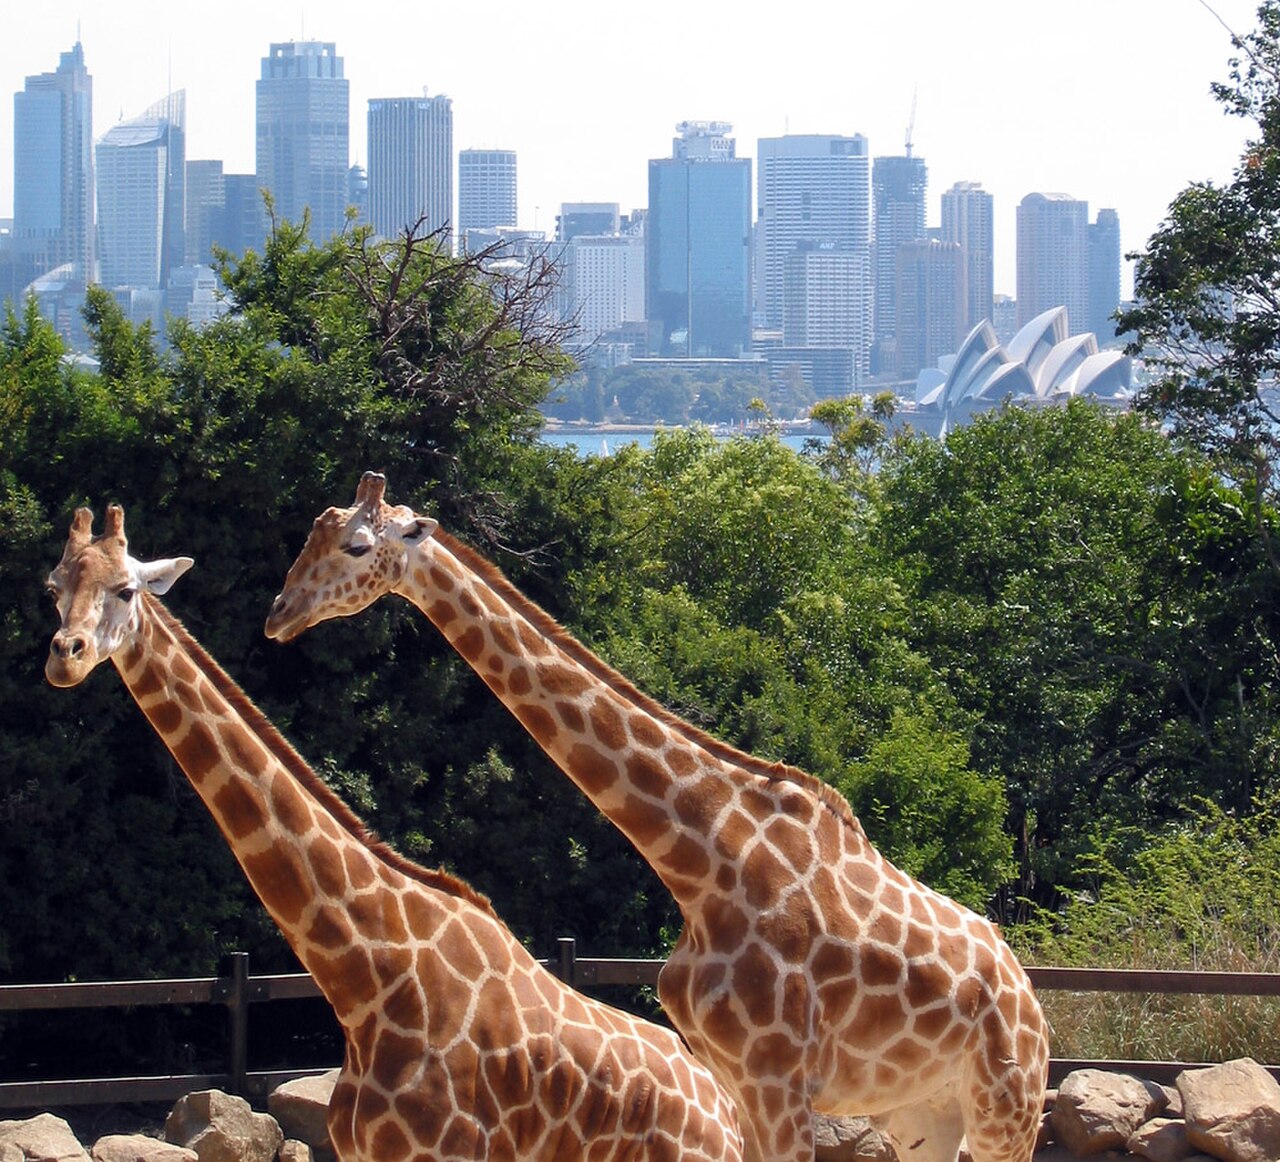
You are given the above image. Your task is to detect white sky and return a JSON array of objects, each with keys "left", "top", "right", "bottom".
[{"left": 1, "top": 0, "right": 1266, "bottom": 298}]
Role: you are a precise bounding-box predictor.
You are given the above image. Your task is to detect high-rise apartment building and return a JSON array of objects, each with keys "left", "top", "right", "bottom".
[
  {"left": 185, "top": 159, "right": 225, "bottom": 265},
  {"left": 940, "top": 180, "right": 993, "bottom": 333},
  {"left": 781, "top": 241, "right": 871, "bottom": 385},
  {"left": 256, "top": 41, "right": 349, "bottom": 241},
  {"left": 95, "top": 91, "right": 186, "bottom": 289},
  {"left": 458, "top": 148, "right": 516, "bottom": 239},
  {"left": 1016, "top": 192, "right": 1089, "bottom": 329},
  {"left": 1088, "top": 207, "right": 1122, "bottom": 342},
  {"left": 872, "top": 154, "right": 928, "bottom": 345},
  {"left": 367, "top": 92, "right": 453, "bottom": 244},
  {"left": 13, "top": 41, "right": 95, "bottom": 281},
  {"left": 221, "top": 173, "right": 269, "bottom": 259},
  {"left": 755, "top": 134, "right": 870, "bottom": 331},
  {"left": 559, "top": 233, "right": 646, "bottom": 345},
  {"left": 895, "top": 238, "right": 964, "bottom": 378},
  {"left": 646, "top": 121, "right": 751, "bottom": 358}
]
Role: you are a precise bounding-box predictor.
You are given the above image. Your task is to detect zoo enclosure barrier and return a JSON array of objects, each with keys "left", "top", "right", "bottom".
[{"left": 3, "top": 940, "right": 1280, "bottom": 1111}]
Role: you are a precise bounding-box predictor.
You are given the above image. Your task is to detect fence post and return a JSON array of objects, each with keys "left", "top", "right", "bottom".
[
  {"left": 220, "top": 952, "right": 250, "bottom": 1097},
  {"left": 556, "top": 937, "right": 577, "bottom": 987}
]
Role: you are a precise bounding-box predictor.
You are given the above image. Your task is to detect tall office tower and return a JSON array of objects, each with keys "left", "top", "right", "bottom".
[
  {"left": 894, "top": 238, "right": 964, "bottom": 379},
  {"left": 940, "top": 180, "right": 994, "bottom": 332},
  {"left": 1016, "top": 192, "right": 1089, "bottom": 329},
  {"left": 559, "top": 233, "right": 645, "bottom": 344},
  {"left": 256, "top": 41, "right": 349, "bottom": 241},
  {"left": 556, "top": 202, "right": 620, "bottom": 242},
  {"left": 781, "top": 241, "right": 871, "bottom": 383},
  {"left": 221, "top": 173, "right": 269, "bottom": 257},
  {"left": 186, "top": 159, "right": 225, "bottom": 265},
  {"left": 96, "top": 91, "right": 186, "bottom": 289},
  {"left": 458, "top": 148, "right": 516, "bottom": 239},
  {"left": 13, "top": 41, "right": 95, "bottom": 281},
  {"left": 1088, "top": 207, "right": 1122, "bottom": 342},
  {"left": 367, "top": 92, "right": 452, "bottom": 244},
  {"left": 756, "top": 134, "right": 870, "bottom": 330},
  {"left": 646, "top": 121, "right": 752, "bottom": 358},
  {"left": 872, "top": 153, "right": 927, "bottom": 346}
]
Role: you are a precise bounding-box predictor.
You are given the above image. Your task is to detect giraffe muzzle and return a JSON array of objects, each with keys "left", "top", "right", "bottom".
[{"left": 45, "top": 632, "right": 95, "bottom": 687}]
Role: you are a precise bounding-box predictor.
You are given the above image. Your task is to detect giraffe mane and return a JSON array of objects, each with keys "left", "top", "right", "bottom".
[
  {"left": 144, "top": 592, "right": 501, "bottom": 919},
  {"left": 435, "top": 530, "right": 866, "bottom": 839}
]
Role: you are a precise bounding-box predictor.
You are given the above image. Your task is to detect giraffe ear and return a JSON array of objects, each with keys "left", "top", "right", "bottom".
[
  {"left": 397, "top": 516, "right": 438, "bottom": 544},
  {"left": 136, "top": 556, "right": 195, "bottom": 595}
]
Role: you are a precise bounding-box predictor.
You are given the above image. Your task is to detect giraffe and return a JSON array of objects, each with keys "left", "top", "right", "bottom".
[
  {"left": 44, "top": 503, "right": 745, "bottom": 1162},
  {"left": 266, "top": 473, "right": 1051, "bottom": 1162}
]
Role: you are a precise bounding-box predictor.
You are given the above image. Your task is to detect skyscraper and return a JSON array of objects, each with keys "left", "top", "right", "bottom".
[
  {"left": 256, "top": 41, "right": 349, "bottom": 241},
  {"left": 13, "top": 41, "right": 95, "bottom": 281},
  {"left": 556, "top": 202, "right": 620, "bottom": 243},
  {"left": 185, "top": 159, "right": 225, "bottom": 266},
  {"left": 95, "top": 91, "right": 186, "bottom": 289},
  {"left": 894, "top": 238, "right": 964, "bottom": 378},
  {"left": 1016, "top": 192, "right": 1089, "bottom": 330},
  {"left": 781, "top": 241, "right": 871, "bottom": 385},
  {"left": 367, "top": 92, "right": 453, "bottom": 244},
  {"left": 458, "top": 149, "right": 516, "bottom": 239},
  {"left": 646, "top": 121, "right": 751, "bottom": 358},
  {"left": 1088, "top": 208, "right": 1122, "bottom": 342},
  {"left": 872, "top": 153, "right": 927, "bottom": 346},
  {"left": 755, "top": 134, "right": 870, "bottom": 331},
  {"left": 940, "top": 180, "right": 994, "bottom": 332}
]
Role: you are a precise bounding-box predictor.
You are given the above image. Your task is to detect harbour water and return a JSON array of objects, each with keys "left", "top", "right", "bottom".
[{"left": 539, "top": 426, "right": 824, "bottom": 456}]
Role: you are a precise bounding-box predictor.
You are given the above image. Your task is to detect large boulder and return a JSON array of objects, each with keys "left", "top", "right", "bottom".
[
  {"left": 163, "top": 1091, "right": 281, "bottom": 1162},
  {"left": 0, "top": 1115, "right": 90, "bottom": 1162},
  {"left": 813, "top": 1114, "right": 897, "bottom": 1161},
  {"left": 1178, "top": 1057, "right": 1280, "bottom": 1162},
  {"left": 267, "top": 1072, "right": 338, "bottom": 1159},
  {"left": 1050, "top": 1067, "right": 1166, "bottom": 1155}
]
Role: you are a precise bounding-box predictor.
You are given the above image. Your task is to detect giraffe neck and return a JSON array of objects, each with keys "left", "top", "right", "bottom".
[
  {"left": 397, "top": 532, "right": 868, "bottom": 905},
  {"left": 115, "top": 594, "right": 492, "bottom": 1025}
]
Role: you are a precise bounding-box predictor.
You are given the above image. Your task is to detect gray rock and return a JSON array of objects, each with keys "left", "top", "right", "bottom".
[
  {"left": 1127, "top": 1116, "right": 1194, "bottom": 1162},
  {"left": 1178, "top": 1058, "right": 1280, "bottom": 1162},
  {"left": 163, "top": 1091, "right": 282, "bottom": 1162},
  {"left": 1050, "top": 1068, "right": 1166, "bottom": 1155},
  {"left": 0, "top": 1115, "right": 90, "bottom": 1162}
]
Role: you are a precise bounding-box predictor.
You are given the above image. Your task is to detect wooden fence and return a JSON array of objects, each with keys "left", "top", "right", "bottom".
[{"left": 3, "top": 941, "right": 1279, "bottom": 1111}]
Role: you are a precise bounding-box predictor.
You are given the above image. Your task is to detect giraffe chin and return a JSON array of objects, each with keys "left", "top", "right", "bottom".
[{"left": 45, "top": 651, "right": 98, "bottom": 688}]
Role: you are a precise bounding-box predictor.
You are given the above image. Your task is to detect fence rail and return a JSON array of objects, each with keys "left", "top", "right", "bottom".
[{"left": 3, "top": 943, "right": 1279, "bottom": 1110}]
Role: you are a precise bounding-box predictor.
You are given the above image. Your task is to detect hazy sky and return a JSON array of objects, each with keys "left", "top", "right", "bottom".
[{"left": 2, "top": 0, "right": 1267, "bottom": 297}]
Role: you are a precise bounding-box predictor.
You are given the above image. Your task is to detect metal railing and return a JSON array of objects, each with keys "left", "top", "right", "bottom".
[{"left": 3, "top": 943, "right": 1279, "bottom": 1110}]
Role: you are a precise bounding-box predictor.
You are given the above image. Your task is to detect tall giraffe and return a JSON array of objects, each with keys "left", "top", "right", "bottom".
[
  {"left": 266, "top": 474, "right": 1051, "bottom": 1162},
  {"left": 44, "top": 504, "right": 744, "bottom": 1162}
]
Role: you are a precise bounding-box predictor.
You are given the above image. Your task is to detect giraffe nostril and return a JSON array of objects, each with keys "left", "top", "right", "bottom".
[{"left": 270, "top": 594, "right": 287, "bottom": 615}]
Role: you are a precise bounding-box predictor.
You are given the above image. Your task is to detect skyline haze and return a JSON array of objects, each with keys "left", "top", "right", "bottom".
[{"left": 4, "top": 0, "right": 1265, "bottom": 300}]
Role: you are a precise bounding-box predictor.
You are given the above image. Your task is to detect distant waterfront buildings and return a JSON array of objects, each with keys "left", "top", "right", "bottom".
[
  {"left": 755, "top": 134, "right": 871, "bottom": 332},
  {"left": 781, "top": 241, "right": 871, "bottom": 387},
  {"left": 95, "top": 91, "right": 186, "bottom": 289},
  {"left": 895, "top": 238, "right": 964, "bottom": 379},
  {"left": 256, "top": 41, "right": 350, "bottom": 241},
  {"left": 556, "top": 202, "right": 621, "bottom": 242},
  {"left": 1016, "top": 192, "right": 1089, "bottom": 330},
  {"left": 13, "top": 42, "right": 95, "bottom": 282},
  {"left": 872, "top": 153, "right": 928, "bottom": 353},
  {"left": 940, "top": 180, "right": 993, "bottom": 333},
  {"left": 646, "top": 121, "right": 752, "bottom": 358},
  {"left": 458, "top": 148, "right": 516, "bottom": 239},
  {"left": 366, "top": 93, "right": 453, "bottom": 243}
]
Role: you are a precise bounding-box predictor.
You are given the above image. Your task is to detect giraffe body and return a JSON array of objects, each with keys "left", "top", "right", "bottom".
[
  {"left": 266, "top": 474, "right": 1051, "bottom": 1162},
  {"left": 45, "top": 505, "right": 743, "bottom": 1162}
]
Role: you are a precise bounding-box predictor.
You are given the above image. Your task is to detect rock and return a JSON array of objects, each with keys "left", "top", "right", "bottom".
[
  {"left": 812, "top": 1114, "right": 897, "bottom": 1161},
  {"left": 90, "top": 1136, "right": 196, "bottom": 1162},
  {"left": 0, "top": 1115, "right": 90, "bottom": 1162},
  {"left": 266, "top": 1072, "right": 337, "bottom": 1157},
  {"left": 163, "top": 1091, "right": 282, "bottom": 1162},
  {"left": 1050, "top": 1068, "right": 1166, "bottom": 1155},
  {"left": 1127, "top": 1116, "right": 1194, "bottom": 1162},
  {"left": 277, "top": 1143, "right": 311, "bottom": 1162},
  {"left": 1178, "top": 1057, "right": 1280, "bottom": 1162}
]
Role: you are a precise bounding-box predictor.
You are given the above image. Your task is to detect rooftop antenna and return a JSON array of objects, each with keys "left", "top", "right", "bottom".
[{"left": 905, "top": 85, "right": 917, "bottom": 157}]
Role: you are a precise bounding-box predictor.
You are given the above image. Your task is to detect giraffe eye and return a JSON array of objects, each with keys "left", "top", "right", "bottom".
[
  {"left": 343, "top": 543, "right": 372, "bottom": 558},
  {"left": 117, "top": 587, "right": 136, "bottom": 603},
  {"left": 45, "top": 584, "right": 59, "bottom": 602}
]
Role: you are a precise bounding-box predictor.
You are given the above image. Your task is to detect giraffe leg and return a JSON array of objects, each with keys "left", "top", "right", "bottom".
[{"left": 874, "top": 1097, "right": 966, "bottom": 1162}]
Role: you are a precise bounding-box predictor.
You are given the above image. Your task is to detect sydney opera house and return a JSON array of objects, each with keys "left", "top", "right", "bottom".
[{"left": 912, "top": 306, "right": 1131, "bottom": 426}]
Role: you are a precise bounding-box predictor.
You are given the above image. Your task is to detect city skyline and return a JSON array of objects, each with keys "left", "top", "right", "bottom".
[{"left": 2, "top": 0, "right": 1264, "bottom": 299}]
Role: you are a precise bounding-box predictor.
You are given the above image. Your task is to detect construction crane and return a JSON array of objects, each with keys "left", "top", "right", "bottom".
[{"left": 905, "top": 86, "right": 918, "bottom": 158}]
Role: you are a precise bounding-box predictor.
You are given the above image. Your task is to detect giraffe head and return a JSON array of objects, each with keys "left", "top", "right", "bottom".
[
  {"left": 265, "top": 472, "right": 437, "bottom": 643},
  {"left": 45, "top": 505, "right": 194, "bottom": 688}
]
